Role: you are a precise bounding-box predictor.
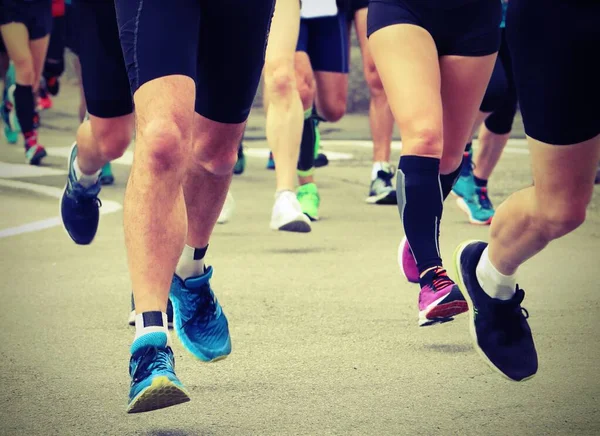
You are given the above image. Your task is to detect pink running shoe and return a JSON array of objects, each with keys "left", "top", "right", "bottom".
[
  {"left": 397, "top": 236, "right": 419, "bottom": 284},
  {"left": 418, "top": 268, "right": 467, "bottom": 327}
]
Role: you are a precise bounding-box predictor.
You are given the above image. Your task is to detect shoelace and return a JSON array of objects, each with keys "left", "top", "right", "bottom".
[
  {"left": 490, "top": 286, "right": 530, "bottom": 344},
  {"left": 132, "top": 347, "right": 172, "bottom": 383},
  {"left": 477, "top": 187, "right": 493, "bottom": 209},
  {"left": 181, "top": 284, "right": 217, "bottom": 328},
  {"left": 429, "top": 269, "right": 454, "bottom": 292},
  {"left": 71, "top": 182, "right": 102, "bottom": 212}
]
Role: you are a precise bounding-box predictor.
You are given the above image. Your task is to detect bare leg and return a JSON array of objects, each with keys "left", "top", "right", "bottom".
[
  {"left": 125, "top": 76, "right": 195, "bottom": 314},
  {"left": 354, "top": 8, "right": 394, "bottom": 164},
  {"left": 488, "top": 135, "right": 600, "bottom": 275},
  {"left": 76, "top": 113, "right": 134, "bottom": 174},
  {"left": 264, "top": 0, "right": 303, "bottom": 192},
  {"left": 473, "top": 123, "right": 510, "bottom": 180},
  {"left": 184, "top": 114, "right": 243, "bottom": 248}
]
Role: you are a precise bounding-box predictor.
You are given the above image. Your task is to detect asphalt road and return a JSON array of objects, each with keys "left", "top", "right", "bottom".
[{"left": 0, "top": 84, "right": 599, "bottom": 436}]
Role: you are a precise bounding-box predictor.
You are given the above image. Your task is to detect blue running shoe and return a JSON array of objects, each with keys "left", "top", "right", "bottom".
[
  {"left": 99, "top": 162, "right": 115, "bottom": 185},
  {"left": 60, "top": 143, "right": 102, "bottom": 244},
  {"left": 456, "top": 187, "right": 494, "bottom": 225},
  {"left": 170, "top": 266, "right": 231, "bottom": 362},
  {"left": 127, "top": 332, "right": 190, "bottom": 413},
  {"left": 453, "top": 240, "right": 538, "bottom": 382},
  {"left": 452, "top": 149, "right": 475, "bottom": 199},
  {"left": 266, "top": 151, "right": 275, "bottom": 170}
]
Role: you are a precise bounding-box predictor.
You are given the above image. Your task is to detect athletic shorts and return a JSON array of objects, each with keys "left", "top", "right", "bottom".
[
  {"left": 297, "top": 12, "right": 350, "bottom": 73},
  {"left": 115, "top": 0, "right": 275, "bottom": 125},
  {"left": 367, "top": 0, "right": 502, "bottom": 57},
  {"left": 74, "top": 0, "right": 133, "bottom": 118},
  {"left": 483, "top": 28, "right": 517, "bottom": 135},
  {"left": 0, "top": 0, "right": 53, "bottom": 40},
  {"left": 64, "top": 3, "right": 78, "bottom": 55},
  {"left": 507, "top": 0, "right": 600, "bottom": 145},
  {"left": 346, "top": 0, "right": 369, "bottom": 21}
]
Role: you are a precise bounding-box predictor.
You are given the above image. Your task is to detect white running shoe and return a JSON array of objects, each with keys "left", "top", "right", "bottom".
[
  {"left": 270, "top": 190, "right": 311, "bottom": 232},
  {"left": 217, "top": 190, "right": 235, "bottom": 224}
]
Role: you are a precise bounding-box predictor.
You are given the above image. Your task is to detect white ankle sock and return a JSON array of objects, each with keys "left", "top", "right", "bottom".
[
  {"left": 476, "top": 247, "right": 517, "bottom": 300},
  {"left": 372, "top": 161, "right": 392, "bottom": 180},
  {"left": 73, "top": 158, "right": 100, "bottom": 188},
  {"left": 175, "top": 244, "right": 207, "bottom": 279},
  {"left": 133, "top": 311, "right": 171, "bottom": 346}
]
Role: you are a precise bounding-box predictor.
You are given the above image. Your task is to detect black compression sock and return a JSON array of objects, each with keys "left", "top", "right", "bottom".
[
  {"left": 397, "top": 155, "right": 443, "bottom": 273},
  {"left": 474, "top": 176, "right": 488, "bottom": 187}
]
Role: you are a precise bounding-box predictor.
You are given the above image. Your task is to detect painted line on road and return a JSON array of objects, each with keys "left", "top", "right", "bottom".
[
  {"left": 0, "top": 178, "right": 122, "bottom": 238},
  {"left": 43, "top": 138, "right": 529, "bottom": 167},
  {"left": 0, "top": 161, "right": 67, "bottom": 178}
]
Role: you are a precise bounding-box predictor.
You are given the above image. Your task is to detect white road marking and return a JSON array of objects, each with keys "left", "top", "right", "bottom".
[
  {"left": 0, "top": 161, "right": 67, "bottom": 178},
  {"left": 0, "top": 178, "right": 122, "bottom": 238},
  {"left": 43, "top": 138, "right": 529, "bottom": 167}
]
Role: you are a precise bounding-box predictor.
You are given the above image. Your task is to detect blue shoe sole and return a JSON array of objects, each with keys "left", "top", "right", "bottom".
[{"left": 127, "top": 375, "right": 190, "bottom": 414}]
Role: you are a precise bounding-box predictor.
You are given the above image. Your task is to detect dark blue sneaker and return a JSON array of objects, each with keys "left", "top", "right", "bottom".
[
  {"left": 453, "top": 240, "right": 538, "bottom": 382},
  {"left": 60, "top": 143, "right": 101, "bottom": 245},
  {"left": 127, "top": 332, "right": 190, "bottom": 413},
  {"left": 170, "top": 266, "right": 231, "bottom": 362}
]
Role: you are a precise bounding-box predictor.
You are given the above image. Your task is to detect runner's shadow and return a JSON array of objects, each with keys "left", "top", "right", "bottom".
[
  {"left": 422, "top": 343, "right": 472, "bottom": 354},
  {"left": 145, "top": 430, "right": 214, "bottom": 436}
]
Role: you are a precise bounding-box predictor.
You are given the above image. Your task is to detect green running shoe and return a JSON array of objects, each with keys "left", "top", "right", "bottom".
[{"left": 297, "top": 182, "right": 320, "bottom": 221}]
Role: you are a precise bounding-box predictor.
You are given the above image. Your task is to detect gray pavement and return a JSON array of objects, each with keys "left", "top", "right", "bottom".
[{"left": 0, "top": 84, "right": 599, "bottom": 436}]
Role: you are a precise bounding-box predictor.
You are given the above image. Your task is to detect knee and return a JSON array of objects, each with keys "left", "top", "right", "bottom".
[
  {"left": 364, "top": 62, "right": 386, "bottom": 98},
  {"left": 297, "top": 78, "right": 315, "bottom": 110},
  {"left": 264, "top": 59, "right": 296, "bottom": 103},
  {"left": 193, "top": 141, "right": 239, "bottom": 177},
  {"left": 318, "top": 101, "right": 346, "bottom": 122},
  {"left": 96, "top": 127, "right": 134, "bottom": 162},
  {"left": 404, "top": 125, "right": 443, "bottom": 157},
  {"left": 537, "top": 203, "right": 587, "bottom": 241},
  {"left": 138, "top": 120, "right": 190, "bottom": 173},
  {"left": 12, "top": 58, "right": 35, "bottom": 84}
]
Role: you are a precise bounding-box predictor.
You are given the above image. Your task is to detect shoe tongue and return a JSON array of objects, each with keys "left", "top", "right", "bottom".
[
  {"left": 130, "top": 332, "right": 167, "bottom": 354},
  {"left": 182, "top": 266, "right": 213, "bottom": 289}
]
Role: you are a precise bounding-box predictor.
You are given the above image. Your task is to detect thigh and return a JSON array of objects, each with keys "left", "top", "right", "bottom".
[
  {"left": 368, "top": 8, "right": 441, "bottom": 156},
  {"left": 479, "top": 55, "right": 507, "bottom": 114},
  {"left": 0, "top": 22, "right": 33, "bottom": 65},
  {"left": 313, "top": 71, "right": 347, "bottom": 121},
  {"left": 531, "top": 135, "right": 600, "bottom": 213},
  {"left": 115, "top": 0, "right": 201, "bottom": 94},
  {"left": 440, "top": 53, "right": 497, "bottom": 171},
  {"left": 307, "top": 13, "right": 349, "bottom": 73},
  {"left": 195, "top": 0, "right": 276, "bottom": 124},
  {"left": 29, "top": 35, "right": 50, "bottom": 83},
  {"left": 266, "top": 0, "right": 301, "bottom": 64},
  {"left": 507, "top": 0, "right": 600, "bottom": 145},
  {"left": 76, "top": 1, "right": 133, "bottom": 118}
]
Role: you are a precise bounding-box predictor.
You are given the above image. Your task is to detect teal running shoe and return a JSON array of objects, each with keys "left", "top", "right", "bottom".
[
  {"left": 233, "top": 142, "right": 246, "bottom": 175},
  {"left": 456, "top": 187, "right": 494, "bottom": 225},
  {"left": 127, "top": 332, "right": 190, "bottom": 413},
  {"left": 266, "top": 151, "right": 275, "bottom": 170},
  {"left": 452, "top": 149, "right": 474, "bottom": 199},
  {"left": 99, "top": 162, "right": 115, "bottom": 185},
  {"left": 170, "top": 267, "right": 231, "bottom": 362}
]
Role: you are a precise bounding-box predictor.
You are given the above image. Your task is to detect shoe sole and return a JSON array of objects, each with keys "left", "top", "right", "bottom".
[
  {"left": 170, "top": 300, "right": 231, "bottom": 363},
  {"left": 274, "top": 218, "right": 311, "bottom": 233},
  {"left": 452, "top": 240, "right": 535, "bottom": 382},
  {"left": 366, "top": 190, "right": 397, "bottom": 205},
  {"left": 456, "top": 197, "right": 493, "bottom": 225},
  {"left": 418, "top": 289, "right": 468, "bottom": 327},
  {"left": 397, "top": 237, "right": 419, "bottom": 284},
  {"left": 127, "top": 376, "right": 190, "bottom": 414}
]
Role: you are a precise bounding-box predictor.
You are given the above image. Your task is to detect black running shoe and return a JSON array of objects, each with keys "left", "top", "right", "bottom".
[{"left": 454, "top": 240, "right": 538, "bottom": 381}]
